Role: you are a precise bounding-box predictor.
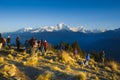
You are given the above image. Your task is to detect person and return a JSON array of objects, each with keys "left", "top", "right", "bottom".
[
  {"left": 44, "top": 40, "right": 48, "bottom": 52},
  {"left": 41, "top": 44, "right": 45, "bottom": 56},
  {"left": 16, "top": 36, "right": 21, "bottom": 50},
  {"left": 73, "top": 48, "right": 78, "bottom": 56},
  {"left": 59, "top": 42, "right": 65, "bottom": 52},
  {"left": 0, "top": 33, "right": 3, "bottom": 50},
  {"left": 40, "top": 39, "right": 45, "bottom": 56},
  {"left": 29, "top": 37, "right": 37, "bottom": 55},
  {"left": 84, "top": 53, "right": 90, "bottom": 65},
  {"left": 7, "top": 36, "right": 11, "bottom": 48},
  {"left": 2, "top": 38, "right": 6, "bottom": 47},
  {"left": 37, "top": 40, "right": 41, "bottom": 52},
  {"left": 24, "top": 39, "right": 30, "bottom": 53},
  {"left": 100, "top": 50, "right": 105, "bottom": 63}
]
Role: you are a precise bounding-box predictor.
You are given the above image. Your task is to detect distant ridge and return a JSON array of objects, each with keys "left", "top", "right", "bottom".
[{"left": 15, "top": 23, "right": 107, "bottom": 33}]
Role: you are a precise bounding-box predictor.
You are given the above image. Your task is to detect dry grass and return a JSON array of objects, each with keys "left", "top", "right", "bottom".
[
  {"left": 95, "top": 76, "right": 99, "bottom": 80},
  {"left": 65, "top": 65, "right": 72, "bottom": 72},
  {"left": 61, "top": 51, "right": 75, "bottom": 64},
  {"left": 73, "top": 72, "right": 86, "bottom": 80},
  {"left": 0, "top": 57, "right": 4, "bottom": 63},
  {"left": 7, "top": 54, "right": 14, "bottom": 59},
  {"left": 8, "top": 49, "right": 15, "bottom": 54},
  {"left": 36, "top": 71, "right": 53, "bottom": 80},
  {"left": 106, "top": 61, "right": 118, "bottom": 71},
  {"left": 104, "top": 66, "right": 111, "bottom": 71},
  {"left": 0, "top": 64, "right": 16, "bottom": 77},
  {"left": 23, "top": 56, "right": 38, "bottom": 66},
  {"left": 51, "top": 66, "right": 62, "bottom": 72}
]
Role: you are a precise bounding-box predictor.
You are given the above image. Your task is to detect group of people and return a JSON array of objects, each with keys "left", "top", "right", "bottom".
[
  {"left": 0, "top": 33, "right": 49, "bottom": 56},
  {"left": 84, "top": 50, "right": 106, "bottom": 65},
  {"left": 0, "top": 33, "right": 106, "bottom": 65},
  {"left": 0, "top": 33, "right": 11, "bottom": 50},
  {"left": 24, "top": 37, "right": 49, "bottom": 56},
  {"left": 0, "top": 33, "right": 21, "bottom": 51}
]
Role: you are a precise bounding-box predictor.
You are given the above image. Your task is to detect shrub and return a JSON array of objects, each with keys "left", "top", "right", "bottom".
[
  {"left": 8, "top": 49, "right": 15, "bottom": 54},
  {"left": 0, "top": 57, "right": 4, "bottom": 63},
  {"left": 51, "top": 66, "right": 62, "bottom": 72},
  {"left": 36, "top": 71, "right": 53, "bottom": 80},
  {"left": 106, "top": 61, "right": 118, "bottom": 71},
  {"left": 0, "top": 64, "right": 16, "bottom": 77},
  {"left": 61, "top": 51, "right": 75, "bottom": 64},
  {"left": 7, "top": 54, "right": 14, "bottom": 59},
  {"left": 23, "top": 56, "right": 38, "bottom": 66},
  {"left": 73, "top": 72, "right": 86, "bottom": 80}
]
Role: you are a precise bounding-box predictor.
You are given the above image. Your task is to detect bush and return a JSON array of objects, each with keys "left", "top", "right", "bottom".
[
  {"left": 73, "top": 72, "right": 86, "bottom": 80},
  {"left": 106, "top": 61, "right": 118, "bottom": 71},
  {"left": 61, "top": 51, "right": 75, "bottom": 64},
  {"left": 23, "top": 56, "right": 38, "bottom": 66},
  {"left": 36, "top": 71, "right": 53, "bottom": 80},
  {"left": 0, "top": 57, "right": 4, "bottom": 63},
  {"left": 0, "top": 64, "right": 16, "bottom": 77}
]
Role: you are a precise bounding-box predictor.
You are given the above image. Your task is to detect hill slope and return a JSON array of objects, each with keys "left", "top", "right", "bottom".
[{"left": 0, "top": 49, "right": 120, "bottom": 80}]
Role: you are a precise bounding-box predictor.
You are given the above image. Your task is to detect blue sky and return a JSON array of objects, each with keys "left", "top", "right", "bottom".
[{"left": 0, "top": 0, "right": 120, "bottom": 32}]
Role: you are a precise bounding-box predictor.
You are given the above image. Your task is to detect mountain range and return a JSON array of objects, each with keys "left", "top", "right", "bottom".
[
  {"left": 16, "top": 23, "right": 107, "bottom": 33},
  {"left": 2, "top": 23, "right": 120, "bottom": 62}
]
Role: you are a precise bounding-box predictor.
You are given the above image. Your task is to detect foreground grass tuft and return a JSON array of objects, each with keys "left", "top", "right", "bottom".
[
  {"left": 106, "top": 61, "right": 118, "bottom": 71},
  {"left": 73, "top": 72, "right": 86, "bottom": 80},
  {"left": 36, "top": 71, "right": 53, "bottom": 80}
]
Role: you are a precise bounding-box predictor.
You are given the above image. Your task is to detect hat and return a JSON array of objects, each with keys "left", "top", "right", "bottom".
[{"left": 44, "top": 40, "right": 47, "bottom": 42}]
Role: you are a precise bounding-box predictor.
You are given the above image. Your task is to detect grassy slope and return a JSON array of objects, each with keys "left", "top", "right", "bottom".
[{"left": 0, "top": 49, "right": 120, "bottom": 80}]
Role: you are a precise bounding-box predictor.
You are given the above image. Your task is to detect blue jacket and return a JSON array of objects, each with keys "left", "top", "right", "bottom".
[{"left": 86, "top": 53, "right": 90, "bottom": 61}]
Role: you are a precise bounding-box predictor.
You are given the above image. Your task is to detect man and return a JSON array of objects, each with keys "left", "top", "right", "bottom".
[
  {"left": 84, "top": 53, "right": 90, "bottom": 65},
  {"left": 16, "top": 36, "right": 21, "bottom": 50},
  {"left": 7, "top": 36, "right": 11, "bottom": 48},
  {"left": 0, "top": 33, "right": 3, "bottom": 50},
  {"left": 100, "top": 50, "right": 105, "bottom": 63}
]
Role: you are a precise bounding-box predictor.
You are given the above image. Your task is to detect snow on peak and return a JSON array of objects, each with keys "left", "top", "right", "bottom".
[
  {"left": 16, "top": 23, "right": 107, "bottom": 33},
  {"left": 16, "top": 27, "right": 33, "bottom": 33}
]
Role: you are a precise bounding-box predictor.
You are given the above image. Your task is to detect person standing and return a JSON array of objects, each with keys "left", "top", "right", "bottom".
[
  {"left": 44, "top": 40, "right": 48, "bottom": 52},
  {"left": 16, "top": 36, "right": 21, "bottom": 51},
  {"left": 73, "top": 48, "right": 78, "bottom": 56},
  {"left": 2, "top": 38, "right": 6, "bottom": 47},
  {"left": 84, "top": 53, "right": 90, "bottom": 65},
  {"left": 100, "top": 50, "right": 105, "bottom": 63},
  {"left": 7, "top": 36, "right": 11, "bottom": 49},
  {"left": 0, "top": 33, "right": 3, "bottom": 50}
]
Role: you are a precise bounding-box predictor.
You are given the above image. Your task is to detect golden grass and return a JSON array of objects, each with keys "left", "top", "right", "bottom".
[
  {"left": 8, "top": 49, "right": 15, "bottom": 54},
  {"left": 23, "top": 56, "right": 38, "bottom": 66},
  {"left": 65, "top": 65, "right": 72, "bottom": 72},
  {"left": 51, "top": 66, "right": 62, "bottom": 72},
  {"left": 106, "top": 61, "right": 118, "bottom": 71},
  {"left": 73, "top": 72, "right": 86, "bottom": 80},
  {"left": 0, "top": 64, "right": 16, "bottom": 77},
  {"left": 36, "top": 71, "right": 53, "bottom": 80},
  {"left": 0, "top": 57, "right": 4, "bottom": 63},
  {"left": 61, "top": 51, "right": 75, "bottom": 64},
  {"left": 104, "top": 66, "right": 111, "bottom": 71},
  {"left": 7, "top": 54, "right": 14, "bottom": 59}
]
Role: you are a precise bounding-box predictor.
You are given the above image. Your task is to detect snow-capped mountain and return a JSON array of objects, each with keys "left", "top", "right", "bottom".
[
  {"left": 16, "top": 27, "right": 33, "bottom": 33},
  {"left": 16, "top": 23, "right": 107, "bottom": 33}
]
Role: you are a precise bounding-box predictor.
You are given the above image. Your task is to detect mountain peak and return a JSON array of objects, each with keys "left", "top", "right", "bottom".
[{"left": 16, "top": 24, "right": 107, "bottom": 33}]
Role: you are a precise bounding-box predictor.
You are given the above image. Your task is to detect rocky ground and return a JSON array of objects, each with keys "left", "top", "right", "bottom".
[{"left": 0, "top": 48, "right": 120, "bottom": 80}]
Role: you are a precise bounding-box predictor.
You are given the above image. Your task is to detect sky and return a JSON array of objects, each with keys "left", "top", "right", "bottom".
[{"left": 0, "top": 0, "right": 120, "bottom": 32}]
